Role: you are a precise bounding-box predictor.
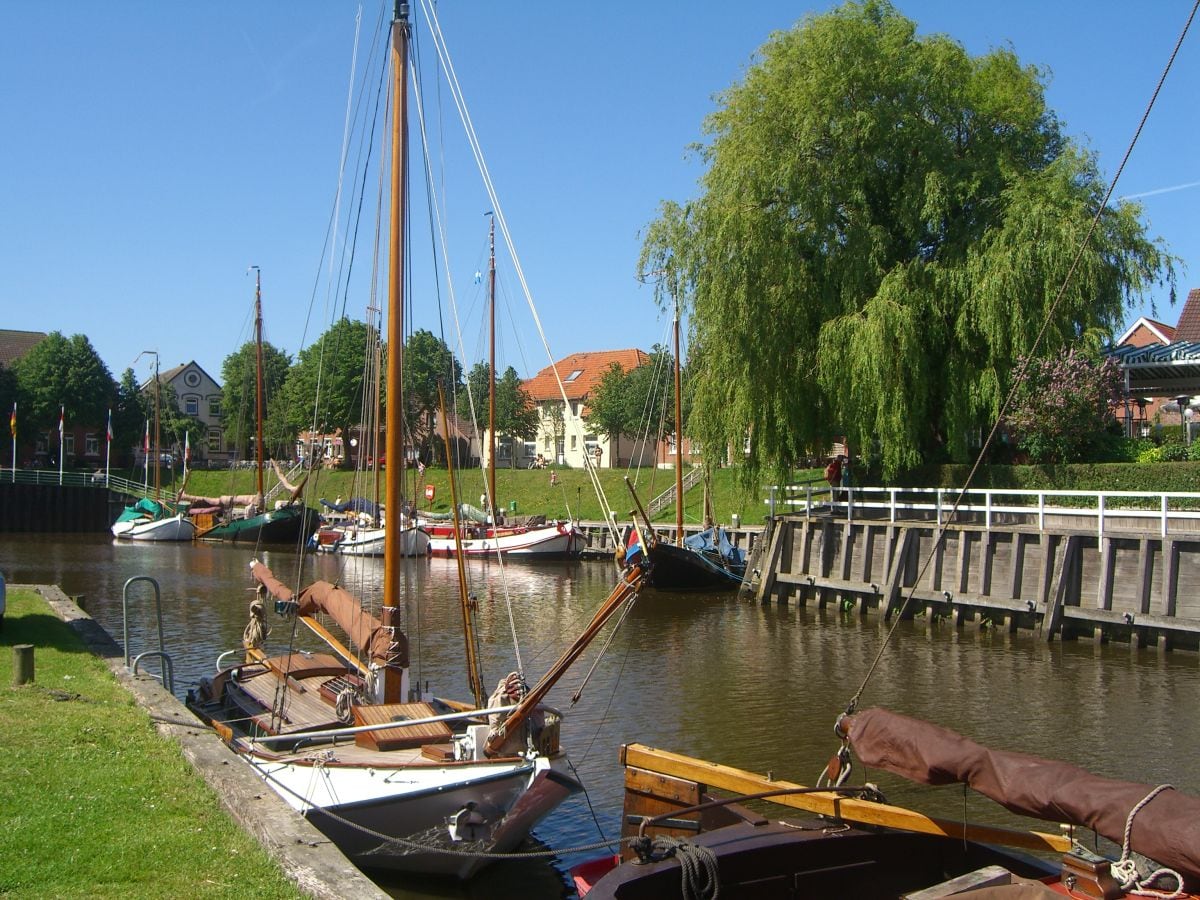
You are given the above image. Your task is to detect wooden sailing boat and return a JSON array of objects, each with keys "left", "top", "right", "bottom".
[
  {"left": 627, "top": 298, "right": 744, "bottom": 590},
  {"left": 424, "top": 216, "right": 585, "bottom": 559},
  {"left": 188, "top": 2, "right": 646, "bottom": 877},
  {"left": 111, "top": 353, "right": 195, "bottom": 542},
  {"left": 184, "top": 269, "right": 319, "bottom": 545}
]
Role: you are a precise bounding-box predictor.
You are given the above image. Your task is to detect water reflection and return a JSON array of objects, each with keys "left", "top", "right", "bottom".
[{"left": 2, "top": 534, "right": 1198, "bottom": 898}]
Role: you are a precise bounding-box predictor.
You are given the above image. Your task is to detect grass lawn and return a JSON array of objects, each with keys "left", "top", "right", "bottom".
[
  {"left": 173, "top": 464, "right": 801, "bottom": 528},
  {"left": 0, "top": 589, "right": 303, "bottom": 899}
]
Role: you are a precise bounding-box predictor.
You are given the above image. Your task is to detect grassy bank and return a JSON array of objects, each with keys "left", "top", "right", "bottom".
[
  {"left": 0, "top": 589, "right": 302, "bottom": 899},
  {"left": 177, "top": 464, "right": 786, "bottom": 527}
]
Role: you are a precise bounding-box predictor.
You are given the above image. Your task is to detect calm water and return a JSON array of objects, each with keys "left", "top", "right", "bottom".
[{"left": 3, "top": 533, "right": 1199, "bottom": 898}]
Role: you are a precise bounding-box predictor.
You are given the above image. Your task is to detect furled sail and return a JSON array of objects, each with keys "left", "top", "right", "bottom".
[{"left": 845, "top": 707, "right": 1200, "bottom": 887}]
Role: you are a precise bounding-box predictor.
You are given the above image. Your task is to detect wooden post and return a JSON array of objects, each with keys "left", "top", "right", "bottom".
[{"left": 12, "top": 644, "right": 34, "bottom": 686}]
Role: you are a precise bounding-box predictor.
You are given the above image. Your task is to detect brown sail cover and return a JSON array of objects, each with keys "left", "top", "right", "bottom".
[
  {"left": 847, "top": 707, "right": 1200, "bottom": 887},
  {"left": 250, "top": 561, "right": 408, "bottom": 667}
]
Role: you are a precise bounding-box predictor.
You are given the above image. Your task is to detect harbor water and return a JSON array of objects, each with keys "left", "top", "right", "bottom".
[{"left": 2, "top": 533, "right": 1198, "bottom": 898}]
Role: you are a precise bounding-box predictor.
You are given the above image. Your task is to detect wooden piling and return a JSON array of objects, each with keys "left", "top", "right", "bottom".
[{"left": 12, "top": 644, "right": 34, "bottom": 685}]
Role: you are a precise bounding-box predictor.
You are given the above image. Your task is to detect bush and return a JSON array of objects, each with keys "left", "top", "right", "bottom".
[{"left": 1160, "top": 438, "right": 1189, "bottom": 462}]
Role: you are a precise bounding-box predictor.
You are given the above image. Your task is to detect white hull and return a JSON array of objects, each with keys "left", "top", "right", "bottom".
[
  {"left": 330, "top": 525, "right": 431, "bottom": 557},
  {"left": 113, "top": 514, "right": 196, "bottom": 542},
  {"left": 428, "top": 521, "right": 584, "bottom": 558},
  {"left": 243, "top": 751, "right": 578, "bottom": 877}
]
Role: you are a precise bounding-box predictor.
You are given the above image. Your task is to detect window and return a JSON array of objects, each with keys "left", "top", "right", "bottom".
[
  {"left": 185, "top": 396, "right": 199, "bottom": 416},
  {"left": 570, "top": 401, "right": 580, "bottom": 418},
  {"left": 85, "top": 433, "right": 99, "bottom": 456},
  {"left": 208, "top": 429, "right": 222, "bottom": 452},
  {"left": 65, "top": 434, "right": 76, "bottom": 457},
  {"left": 570, "top": 435, "right": 577, "bottom": 450},
  {"left": 209, "top": 399, "right": 221, "bottom": 418},
  {"left": 564, "top": 369, "right": 583, "bottom": 383},
  {"left": 497, "top": 438, "right": 512, "bottom": 460},
  {"left": 523, "top": 440, "right": 536, "bottom": 459}
]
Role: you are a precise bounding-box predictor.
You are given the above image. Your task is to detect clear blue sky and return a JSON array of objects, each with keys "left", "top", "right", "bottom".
[{"left": 2, "top": 1, "right": 1197, "bottom": 390}]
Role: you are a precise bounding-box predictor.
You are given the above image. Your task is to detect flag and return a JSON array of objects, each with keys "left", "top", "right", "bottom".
[
  {"left": 143, "top": 420, "right": 150, "bottom": 453},
  {"left": 624, "top": 525, "right": 644, "bottom": 564},
  {"left": 58, "top": 406, "right": 64, "bottom": 438},
  {"left": 184, "top": 432, "right": 190, "bottom": 462},
  {"left": 417, "top": 459, "right": 425, "bottom": 476},
  {"left": 106, "top": 409, "right": 113, "bottom": 442},
  {"left": 8, "top": 402, "right": 14, "bottom": 439}
]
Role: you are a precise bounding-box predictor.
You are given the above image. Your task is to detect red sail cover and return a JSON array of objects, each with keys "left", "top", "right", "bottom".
[
  {"left": 250, "top": 561, "right": 408, "bottom": 668},
  {"left": 848, "top": 707, "right": 1200, "bottom": 888}
]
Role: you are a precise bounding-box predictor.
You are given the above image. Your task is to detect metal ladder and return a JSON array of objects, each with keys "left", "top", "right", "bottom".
[{"left": 122, "top": 576, "right": 175, "bottom": 694}]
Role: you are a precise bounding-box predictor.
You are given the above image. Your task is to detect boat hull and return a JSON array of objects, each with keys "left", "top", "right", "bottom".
[
  {"left": 647, "top": 541, "right": 743, "bottom": 591},
  {"left": 319, "top": 525, "right": 431, "bottom": 557},
  {"left": 198, "top": 504, "right": 320, "bottom": 545},
  {"left": 114, "top": 514, "right": 196, "bottom": 542},
  {"left": 428, "top": 521, "right": 584, "bottom": 559},
  {"left": 275, "top": 759, "right": 580, "bottom": 877}
]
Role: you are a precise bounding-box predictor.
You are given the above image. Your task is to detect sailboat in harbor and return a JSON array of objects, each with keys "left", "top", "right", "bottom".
[
  {"left": 111, "top": 354, "right": 196, "bottom": 542},
  {"left": 182, "top": 269, "right": 319, "bottom": 546},
  {"left": 624, "top": 298, "right": 744, "bottom": 590},
  {"left": 424, "top": 217, "right": 585, "bottom": 559},
  {"left": 188, "top": 2, "right": 645, "bottom": 877}
]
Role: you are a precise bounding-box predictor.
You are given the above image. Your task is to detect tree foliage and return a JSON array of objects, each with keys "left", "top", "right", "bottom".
[
  {"left": 12, "top": 332, "right": 117, "bottom": 433},
  {"left": 585, "top": 347, "right": 677, "bottom": 452},
  {"left": 405, "top": 329, "right": 462, "bottom": 460},
  {"left": 458, "top": 363, "right": 539, "bottom": 467},
  {"left": 1002, "top": 350, "right": 1122, "bottom": 464},
  {"left": 220, "top": 339, "right": 293, "bottom": 458},
  {"left": 639, "top": 0, "right": 1174, "bottom": 481},
  {"left": 277, "top": 317, "right": 372, "bottom": 463}
]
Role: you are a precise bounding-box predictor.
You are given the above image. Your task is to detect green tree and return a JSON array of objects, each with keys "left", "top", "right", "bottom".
[
  {"left": 586, "top": 348, "right": 675, "bottom": 462},
  {"left": 640, "top": 0, "right": 1174, "bottom": 482},
  {"left": 278, "top": 317, "right": 372, "bottom": 465},
  {"left": 404, "top": 329, "right": 462, "bottom": 462},
  {"left": 219, "top": 339, "right": 293, "bottom": 460},
  {"left": 494, "top": 366, "right": 540, "bottom": 468},
  {"left": 112, "top": 368, "right": 146, "bottom": 466},
  {"left": 12, "top": 332, "right": 117, "bottom": 441}
]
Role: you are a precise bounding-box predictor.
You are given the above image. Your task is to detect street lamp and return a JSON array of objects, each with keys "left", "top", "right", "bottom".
[{"left": 1176, "top": 395, "right": 1190, "bottom": 445}]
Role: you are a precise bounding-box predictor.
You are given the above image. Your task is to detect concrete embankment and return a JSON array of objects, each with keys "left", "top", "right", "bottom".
[{"left": 31, "top": 583, "right": 387, "bottom": 900}]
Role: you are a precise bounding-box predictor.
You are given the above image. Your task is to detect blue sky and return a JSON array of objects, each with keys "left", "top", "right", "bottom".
[{"left": 2, "top": 1, "right": 1197, "bottom": 390}]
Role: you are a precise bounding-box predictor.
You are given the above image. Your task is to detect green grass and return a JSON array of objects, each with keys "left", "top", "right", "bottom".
[
  {"left": 173, "top": 464, "right": 784, "bottom": 528},
  {"left": 0, "top": 590, "right": 304, "bottom": 899}
]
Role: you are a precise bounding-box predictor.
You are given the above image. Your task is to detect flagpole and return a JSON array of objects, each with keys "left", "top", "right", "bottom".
[
  {"left": 143, "top": 419, "right": 149, "bottom": 490},
  {"left": 58, "top": 405, "right": 64, "bottom": 486},
  {"left": 9, "top": 401, "right": 15, "bottom": 483},
  {"left": 105, "top": 408, "right": 112, "bottom": 486}
]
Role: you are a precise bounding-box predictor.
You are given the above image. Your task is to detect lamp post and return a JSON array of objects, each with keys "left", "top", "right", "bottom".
[{"left": 1176, "top": 395, "right": 1190, "bottom": 445}]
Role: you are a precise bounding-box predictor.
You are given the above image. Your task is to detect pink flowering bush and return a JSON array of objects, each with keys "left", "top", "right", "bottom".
[{"left": 1003, "top": 350, "right": 1123, "bottom": 464}]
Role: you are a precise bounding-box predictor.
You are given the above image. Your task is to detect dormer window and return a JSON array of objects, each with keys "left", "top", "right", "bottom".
[{"left": 564, "top": 369, "right": 583, "bottom": 383}]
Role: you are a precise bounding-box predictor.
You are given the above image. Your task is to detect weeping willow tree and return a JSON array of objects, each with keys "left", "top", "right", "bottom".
[{"left": 639, "top": 0, "right": 1174, "bottom": 482}]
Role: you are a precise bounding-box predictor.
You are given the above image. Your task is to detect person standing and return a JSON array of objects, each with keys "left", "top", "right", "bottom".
[
  {"left": 840, "top": 454, "right": 852, "bottom": 506},
  {"left": 824, "top": 455, "right": 843, "bottom": 504}
]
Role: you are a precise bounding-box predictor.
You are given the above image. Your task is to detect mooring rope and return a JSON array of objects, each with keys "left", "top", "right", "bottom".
[{"left": 1108, "top": 784, "right": 1185, "bottom": 899}]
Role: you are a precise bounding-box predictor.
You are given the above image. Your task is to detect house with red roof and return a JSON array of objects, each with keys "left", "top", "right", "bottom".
[{"left": 519, "top": 349, "right": 658, "bottom": 470}]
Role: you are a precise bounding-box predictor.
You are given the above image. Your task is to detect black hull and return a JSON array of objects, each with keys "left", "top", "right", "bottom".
[
  {"left": 584, "top": 819, "right": 1056, "bottom": 899},
  {"left": 647, "top": 542, "right": 743, "bottom": 592}
]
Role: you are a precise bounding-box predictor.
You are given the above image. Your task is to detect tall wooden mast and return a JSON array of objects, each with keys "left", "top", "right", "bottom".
[
  {"left": 487, "top": 214, "right": 497, "bottom": 522},
  {"left": 252, "top": 266, "right": 265, "bottom": 504},
  {"left": 674, "top": 297, "right": 683, "bottom": 545},
  {"left": 382, "top": 0, "right": 410, "bottom": 703}
]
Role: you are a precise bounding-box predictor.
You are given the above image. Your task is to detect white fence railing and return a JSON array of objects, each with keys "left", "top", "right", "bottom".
[
  {"left": 766, "top": 483, "right": 1200, "bottom": 539},
  {"left": 2, "top": 467, "right": 174, "bottom": 502}
]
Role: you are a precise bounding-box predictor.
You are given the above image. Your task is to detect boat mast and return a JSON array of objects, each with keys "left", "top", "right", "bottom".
[
  {"left": 674, "top": 296, "right": 683, "bottom": 546},
  {"left": 252, "top": 266, "right": 265, "bottom": 505},
  {"left": 382, "top": 0, "right": 410, "bottom": 704},
  {"left": 487, "top": 214, "right": 497, "bottom": 523},
  {"left": 153, "top": 353, "right": 161, "bottom": 498}
]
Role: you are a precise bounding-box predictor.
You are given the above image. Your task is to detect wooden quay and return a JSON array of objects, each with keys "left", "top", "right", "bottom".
[{"left": 747, "top": 485, "right": 1200, "bottom": 651}]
